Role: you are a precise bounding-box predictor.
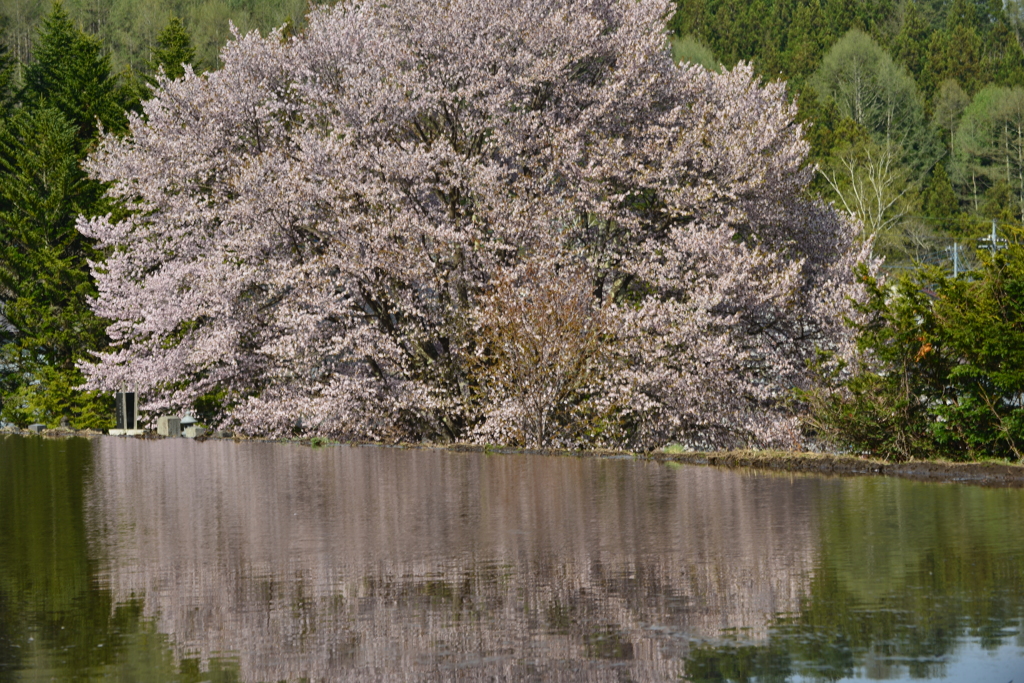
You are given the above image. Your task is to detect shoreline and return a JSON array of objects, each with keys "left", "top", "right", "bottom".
[
  {"left": 647, "top": 449, "right": 1024, "bottom": 488},
  {"left": 5, "top": 428, "right": 1024, "bottom": 487}
]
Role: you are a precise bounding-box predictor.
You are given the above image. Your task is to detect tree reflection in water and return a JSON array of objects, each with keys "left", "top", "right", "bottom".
[
  {"left": 1, "top": 436, "right": 1023, "bottom": 681},
  {"left": 689, "top": 478, "right": 1024, "bottom": 681},
  {"left": 85, "top": 437, "right": 818, "bottom": 681}
]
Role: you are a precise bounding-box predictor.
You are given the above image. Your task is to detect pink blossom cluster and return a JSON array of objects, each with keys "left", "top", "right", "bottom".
[{"left": 79, "top": 0, "right": 871, "bottom": 449}]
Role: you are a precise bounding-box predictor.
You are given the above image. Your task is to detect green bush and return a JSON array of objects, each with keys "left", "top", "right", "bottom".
[{"left": 804, "top": 246, "right": 1024, "bottom": 462}]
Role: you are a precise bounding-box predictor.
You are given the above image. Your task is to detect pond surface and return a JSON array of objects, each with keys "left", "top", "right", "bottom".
[{"left": 1, "top": 436, "right": 1023, "bottom": 682}]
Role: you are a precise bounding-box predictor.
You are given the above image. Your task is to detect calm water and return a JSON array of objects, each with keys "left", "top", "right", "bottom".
[{"left": 1, "top": 436, "right": 1023, "bottom": 682}]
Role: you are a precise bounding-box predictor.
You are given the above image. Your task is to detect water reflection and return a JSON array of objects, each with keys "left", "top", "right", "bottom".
[
  {"left": 86, "top": 438, "right": 818, "bottom": 681},
  {"left": 689, "top": 479, "right": 1024, "bottom": 682},
  {"left": 2, "top": 435, "right": 1024, "bottom": 681}
]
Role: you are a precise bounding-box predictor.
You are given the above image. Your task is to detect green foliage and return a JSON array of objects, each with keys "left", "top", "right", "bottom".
[
  {"left": 669, "top": 34, "right": 719, "bottom": 71},
  {"left": 20, "top": 2, "right": 130, "bottom": 139},
  {"left": 0, "top": 27, "right": 15, "bottom": 116},
  {"left": 922, "top": 21, "right": 984, "bottom": 98},
  {"left": 931, "top": 78, "right": 969, "bottom": 150},
  {"left": 890, "top": 0, "right": 930, "bottom": 81},
  {"left": 2, "top": 0, "right": 309, "bottom": 76},
  {"left": 0, "top": 107, "right": 111, "bottom": 427},
  {"left": 927, "top": 248, "right": 1024, "bottom": 458},
  {"left": 0, "top": 3, "right": 128, "bottom": 428},
  {"left": 952, "top": 85, "right": 1024, "bottom": 217},
  {"left": 148, "top": 16, "right": 196, "bottom": 81},
  {"left": 795, "top": 85, "right": 844, "bottom": 164},
  {"left": 779, "top": 0, "right": 829, "bottom": 85},
  {"left": 921, "top": 161, "right": 959, "bottom": 226},
  {"left": 802, "top": 266, "right": 948, "bottom": 461},
  {"left": 671, "top": 0, "right": 1024, "bottom": 268},
  {"left": 812, "top": 29, "right": 935, "bottom": 170},
  {"left": 805, "top": 246, "right": 1024, "bottom": 462},
  {"left": 1, "top": 365, "right": 113, "bottom": 429}
]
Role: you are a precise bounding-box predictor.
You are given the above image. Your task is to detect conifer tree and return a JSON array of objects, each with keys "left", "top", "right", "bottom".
[
  {"left": 0, "top": 2, "right": 129, "bottom": 428},
  {"left": 890, "top": 0, "right": 929, "bottom": 82},
  {"left": 991, "top": 19, "right": 1024, "bottom": 88},
  {"left": 148, "top": 16, "right": 197, "bottom": 81},
  {"left": 0, "top": 31, "right": 15, "bottom": 118},
  {"left": 782, "top": 0, "right": 828, "bottom": 84},
  {"left": 922, "top": 0, "right": 984, "bottom": 96},
  {"left": 0, "top": 108, "right": 111, "bottom": 427},
  {"left": 20, "top": 2, "right": 129, "bottom": 140},
  {"left": 921, "top": 162, "right": 960, "bottom": 228}
]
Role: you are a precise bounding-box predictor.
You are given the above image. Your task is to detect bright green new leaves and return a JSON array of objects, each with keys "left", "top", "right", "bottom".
[
  {"left": 811, "top": 29, "right": 933, "bottom": 169},
  {"left": 807, "top": 246, "right": 1024, "bottom": 462},
  {"left": 952, "top": 85, "right": 1024, "bottom": 218}
]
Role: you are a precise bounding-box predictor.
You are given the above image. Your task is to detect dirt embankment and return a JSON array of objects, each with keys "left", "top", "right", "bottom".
[{"left": 651, "top": 450, "right": 1024, "bottom": 488}]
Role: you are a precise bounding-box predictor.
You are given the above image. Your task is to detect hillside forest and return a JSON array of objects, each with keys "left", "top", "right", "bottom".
[
  {"left": 2, "top": 0, "right": 1024, "bottom": 461},
  {"left": 4, "top": 0, "right": 1023, "bottom": 261}
]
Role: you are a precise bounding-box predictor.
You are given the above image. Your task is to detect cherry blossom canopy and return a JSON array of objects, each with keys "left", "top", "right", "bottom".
[{"left": 80, "top": 0, "right": 870, "bottom": 448}]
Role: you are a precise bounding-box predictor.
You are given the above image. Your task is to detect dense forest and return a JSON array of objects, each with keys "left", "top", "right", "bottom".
[
  {"left": 0, "top": 0, "right": 307, "bottom": 74},
  {"left": 672, "top": 0, "right": 1024, "bottom": 265}
]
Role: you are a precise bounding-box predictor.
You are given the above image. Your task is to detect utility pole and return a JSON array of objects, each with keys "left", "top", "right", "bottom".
[
  {"left": 978, "top": 219, "right": 1008, "bottom": 254},
  {"left": 946, "top": 242, "right": 964, "bottom": 277}
]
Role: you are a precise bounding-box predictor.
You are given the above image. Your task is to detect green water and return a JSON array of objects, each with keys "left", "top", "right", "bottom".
[{"left": 0, "top": 435, "right": 1022, "bottom": 681}]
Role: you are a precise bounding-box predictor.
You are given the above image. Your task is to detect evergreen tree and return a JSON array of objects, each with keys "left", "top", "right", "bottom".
[
  {"left": 148, "top": 16, "right": 197, "bottom": 81},
  {"left": 20, "top": 2, "right": 129, "bottom": 141},
  {"left": 0, "top": 2, "right": 131, "bottom": 428},
  {"left": 922, "top": 0, "right": 985, "bottom": 96},
  {"left": 782, "top": 0, "right": 829, "bottom": 84},
  {"left": 668, "top": 0, "right": 709, "bottom": 39},
  {"left": 990, "top": 19, "right": 1024, "bottom": 88},
  {"left": 921, "top": 161, "right": 960, "bottom": 229},
  {"left": 0, "top": 108, "right": 111, "bottom": 428},
  {"left": 808, "top": 248, "right": 1024, "bottom": 462},
  {"left": 0, "top": 25, "right": 15, "bottom": 118},
  {"left": 795, "top": 85, "right": 844, "bottom": 163},
  {"left": 890, "top": 0, "right": 930, "bottom": 82},
  {"left": 824, "top": 0, "right": 858, "bottom": 38}
]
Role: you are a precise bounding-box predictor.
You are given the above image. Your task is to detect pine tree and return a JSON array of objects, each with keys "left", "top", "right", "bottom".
[
  {"left": 148, "top": 16, "right": 197, "bottom": 81},
  {"left": 922, "top": 162, "right": 960, "bottom": 230},
  {"left": 0, "top": 2, "right": 129, "bottom": 428},
  {"left": 990, "top": 18, "right": 1024, "bottom": 88},
  {"left": 921, "top": 0, "right": 985, "bottom": 97},
  {"left": 0, "top": 108, "right": 112, "bottom": 428},
  {"left": 668, "top": 0, "right": 709, "bottom": 39},
  {"left": 0, "top": 28, "right": 15, "bottom": 118},
  {"left": 782, "top": 0, "right": 828, "bottom": 84},
  {"left": 20, "top": 2, "right": 129, "bottom": 141},
  {"left": 890, "top": 0, "right": 929, "bottom": 82}
]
